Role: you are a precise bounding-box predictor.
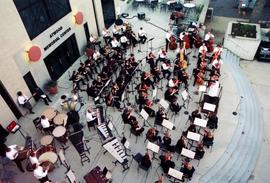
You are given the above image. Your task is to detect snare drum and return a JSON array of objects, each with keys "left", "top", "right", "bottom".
[
  {"left": 53, "top": 113, "right": 68, "bottom": 126},
  {"left": 52, "top": 126, "right": 68, "bottom": 144},
  {"left": 40, "top": 135, "right": 54, "bottom": 146}
]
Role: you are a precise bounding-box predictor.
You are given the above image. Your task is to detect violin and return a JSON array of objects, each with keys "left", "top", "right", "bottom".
[
  {"left": 196, "top": 71, "right": 204, "bottom": 85},
  {"left": 169, "top": 35, "right": 177, "bottom": 50}
]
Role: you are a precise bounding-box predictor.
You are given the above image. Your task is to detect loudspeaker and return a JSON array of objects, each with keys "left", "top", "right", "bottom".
[{"left": 137, "top": 12, "right": 145, "bottom": 20}]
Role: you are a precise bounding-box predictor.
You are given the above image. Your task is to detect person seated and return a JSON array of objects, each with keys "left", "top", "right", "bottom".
[
  {"left": 147, "top": 52, "right": 157, "bottom": 69},
  {"left": 33, "top": 87, "right": 52, "bottom": 105},
  {"left": 86, "top": 83, "right": 98, "bottom": 98},
  {"left": 202, "top": 130, "right": 214, "bottom": 148},
  {"left": 164, "top": 88, "right": 178, "bottom": 103},
  {"left": 186, "top": 123, "right": 196, "bottom": 133},
  {"left": 120, "top": 34, "right": 129, "bottom": 51},
  {"left": 66, "top": 110, "right": 80, "bottom": 126},
  {"left": 28, "top": 150, "right": 39, "bottom": 166},
  {"left": 86, "top": 108, "right": 98, "bottom": 128},
  {"left": 141, "top": 71, "right": 155, "bottom": 89},
  {"left": 159, "top": 153, "right": 175, "bottom": 174},
  {"left": 154, "top": 107, "right": 168, "bottom": 126},
  {"left": 140, "top": 152, "right": 152, "bottom": 169},
  {"left": 33, "top": 163, "right": 50, "bottom": 183},
  {"left": 162, "top": 131, "right": 175, "bottom": 152},
  {"left": 89, "top": 34, "right": 101, "bottom": 49},
  {"left": 195, "top": 143, "right": 205, "bottom": 160},
  {"left": 131, "top": 120, "right": 144, "bottom": 136},
  {"left": 161, "top": 59, "right": 172, "bottom": 80},
  {"left": 143, "top": 99, "right": 155, "bottom": 117},
  {"left": 151, "top": 66, "right": 161, "bottom": 83},
  {"left": 111, "top": 37, "right": 121, "bottom": 51},
  {"left": 78, "top": 63, "right": 91, "bottom": 81},
  {"left": 69, "top": 71, "right": 86, "bottom": 91},
  {"left": 40, "top": 115, "right": 54, "bottom": 133},
  {"left": 122, "top": 108, "right": 136, "bottom": 125},
  {"left": 146, "top": 127, "right": 162, "bottom": 143},
  {"left": 175, "top": 135, "right": 187, "bottom": 154},
  {"left": 154, "top": 174, "right": 164, "bottom": 183},
  {"left": 191, "top": 108, "right": 202, "bottom": 121},
  {"left": 138, "top": 27, "right": 147, "bottom": 44},
  {"left": 170, "top": 98, "right": 181, "bottom": 114},
  {"left": 207, "top": 112, "right": 218, "bottom": 129},
  {"left": 105, "top": 93, "right": 122, "bottom": 111},
  {"left": 181, "top": 161, "right": 195, "bottom": 181}
]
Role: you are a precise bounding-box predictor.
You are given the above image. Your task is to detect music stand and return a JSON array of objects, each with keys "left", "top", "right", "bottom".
[
  {"left": 181, "top": 90, "right": 191, "bottom": 115},
  {"left": 168, "top": 168, "right": 184, "bottom": 183},
  {"left": 140, "top": 109, "right": 151, "bottom": 127},
  {"left": 152, "top": 87, "right": 158, "bottom": 103},
  {"left": 159, "top": 98, "right": 170, "bottom": 111},
  {"left": 146, "top": 141, "right": 160, "bottom": 160},
  {"left": 162, "top": 119, "right": 174, "bottom": 130}
]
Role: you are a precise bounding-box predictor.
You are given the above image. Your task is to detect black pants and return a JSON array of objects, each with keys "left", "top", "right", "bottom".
[
  {"left": 13, "top": 158, "right": 24, "bottom": 172},
  {"left": 39, "top": 176, "right": 49, "bottom": 183},
  {"left": 165, "top": 39, "right": 169, "bottom": 52},
  {"left": 162, "top": 70, "right": 171, "bottom": 80},
  {"left": 39, "top": 96, "right": 52, "bottom": 105},
  {"left": 23, "top": 102, "right": 33, "bottom": 113},
  {"left": 139, "top": 36, "right": 147, "bottom": 44}
]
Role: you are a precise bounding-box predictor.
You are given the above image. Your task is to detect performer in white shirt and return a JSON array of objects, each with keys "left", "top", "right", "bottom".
[
  {"left": 33, "top": 164, "right": 50, "bottom": 183},
  {"left": 179, "top": 32, "right": 185, "bottom": 47},
  {"left": 89, "top": 34, "right": 101, "bottom": 49},
  {"left": 40, "top": 115, "right": 53, "bottom": 132},
  {"left": 102, "top": 27, "right": 111, "bottom": 45},
  {"left": 111, "top": 37, "right": 120, "bottom": 51},
  {"left": 93, "top": 50, "right": 101, "bottom": 61},
  {"left": 204, "top": 32, "right": 214, "bottom": 41},
  {"left": 5, "top": 144, "right": 25, "bottom": 172},
  {"left": 86, "top": 108, "right": 98, "bottom": 128},
  {"left": 198, "top": 43, "right": 208, "bottom": 55},
  {"left": 120, "top": 34, "right": 128, "bottom": 51},
  {"left": 157, "top": 48, "right": 167, "bottom": 63},
  {"left": 112, "top": 25, "right": 120, "bottom": 40},
  {"left": 17, "top": 91, "right": 35, "bottom": 114},
  {"left": 138, "top": 27, "right": 147, "bottom": 44},
  {"left": 212, "top": 43, "right": 223, "bottom": 59},
  {"left": 29, "top": 150, "right": 39, "bottom": 165},
  {"left": 165, "top": 31, "right": 172, "bottom": 52}
]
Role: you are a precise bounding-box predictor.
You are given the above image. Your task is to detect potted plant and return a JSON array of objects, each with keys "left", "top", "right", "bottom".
[{"left": 44, "top": 80, "right": 58, "bottom": 95}]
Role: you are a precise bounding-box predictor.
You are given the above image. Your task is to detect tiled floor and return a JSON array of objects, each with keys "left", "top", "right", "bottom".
[{"left": 2, "top": 4, "right": 242, "bottom": 183}]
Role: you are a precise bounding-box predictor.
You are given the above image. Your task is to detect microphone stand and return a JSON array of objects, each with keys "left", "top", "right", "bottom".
[{"left": 232, "top": 96, "right": 243, "bottom": 115}]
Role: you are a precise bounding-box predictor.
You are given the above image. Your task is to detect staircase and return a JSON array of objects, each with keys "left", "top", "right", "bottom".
[{"left": 199, "top": 49, "right": 263, "bottom": 183}]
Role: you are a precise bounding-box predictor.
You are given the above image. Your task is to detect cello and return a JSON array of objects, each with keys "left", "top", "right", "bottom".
[{"left": 169, "top": 35, "right": 177, "bottom": 50}]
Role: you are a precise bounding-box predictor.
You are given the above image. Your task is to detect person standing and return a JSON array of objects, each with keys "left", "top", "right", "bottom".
[
  {"left": 33, "top": 164, "right": 50, "bottom": 183},
  {"left": 5, "top": 144, "right": 25, "bottom": 172},
  {"left": 17, "top": 91, "right": 34, "bottom": 114},
  {"left": 34, "top": 87, "right": 52, "bottom": 105}
]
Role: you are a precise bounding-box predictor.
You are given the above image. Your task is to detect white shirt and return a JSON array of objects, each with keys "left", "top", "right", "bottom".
[
  {"left": 111, "top": 39, "right": 120, "bottom": 48},
  {"left": 18, "top": 95, "right": 28, "bottom": 105},
  {"left": 208, "top": 81, "right": 219, "bottom": 97},
  {"left": 212, "top": 59, "right": 223, "bottom": 67},
  {"left": 33, "top": 166, "right": 48, "bottom": 179},
  {"left": 138, "top": 29, "right": 146, "bottom": 37},
  {"left": 6, "top": 145, "right": 18, "bottom": 160},
  {"left": 29, "top": 156, "right": 39, "bottom": 165},
  {"left": 120, "top": 36, "right": 128, "bottom": 43},
  {"left": 112, "top": 27, "right": 119, "bottom": 34},
  {"left": 41, "top": 118, "right": 50, "bottom": 128},
  {"left": 102, "top": 30, "right": 110, "bottom": 37},
  {"left": 168, "top": 79, "right": 175, "bottom": 87},
  {"left": 158, "top": 50, "right": 167, "bottom": 58},
  {"left": 204, "top": 33, "right": 214, "bottom": 41},
  {"left": 179, "top": 32, "right": 185, "bottom": 41},
  {"left": 199, "top": 45, "right": 208, "bottom": 54},
  {"left": 93, "top": 52, "right": 101, "bottom": 60},
  {"left": 166, "top": 32, "right": 171, "bottom": 41},
  {"left": 86, "top": 111, "right": 96, "bottom": 122},
  {"left": 213, "top": 47, "right": 223, "bottom": 55},
  {"left": 89, "top": 36, "right": 96, "bottom": 43}
]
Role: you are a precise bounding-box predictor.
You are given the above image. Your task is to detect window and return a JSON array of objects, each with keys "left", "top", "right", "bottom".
[{"left": 14, "top": 0, "right": 71, "bottom": 40}]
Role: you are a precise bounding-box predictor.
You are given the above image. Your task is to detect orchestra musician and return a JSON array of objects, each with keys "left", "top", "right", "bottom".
[
  {"left": 170, "top": 96, "right": 181, "bottom": 114},
  {"left": 198, "top": 43, "right": 208, "bottom": 57},
  {"left": 122, "top": 108, "right": 137, "bottom": 125},
  {"left": 179, "top": 31, "right": 185, "bottom": 48},
  {"left": 146, "top": 127, "right": 162, "bottom": 143},
  {"left": 154, "top": 107, "right": 168, "bottom": 126},
  {"left": 164, "top": 87, "right": 178, "bottom": 103},
  {"left": 150, "top": 66, "right": 161, "bottom": 83},
  {"left": 131, "top": 120, "right": 144, "bottom": 135},
  {"left": 183, "top": 32, "right": 190, "bottom": 49},
  {"left": 141, "top": 71, "right": 155, "bottom": 89},
  {"left": 212, "top": 58, "right": 223, "bottom": 75},
  {"left": 120, "top": 34, "right": 129, "bottom": 51},
  {"left": 130, "top": 30, "right": 138, "bottom": 47},
  {"left": 111, "top": 37, "right": 121, "bottom": 51},
  {"left": 162, "top": 130, "right": 175, "bottom": 152},
  {"left": 204, "top": 31, "right": 215, "bottom": 52},
  {"left": 78, "top": 62, "right": 91, "bottom": 81},
  {"left": 93, "top": 49, "right": 102, "bottom": 69},
  {"left": 147, "top": 51, "right": 157, "bottom": 69},
  {"left": 161, "top": 59, "right": 172, "bottom": 80},
  {"left": 17, "top": 91, "right": 35, "bottom": 114},
  {"left": 33, "top": 163, "right": 51, "bottom": 183},
  {"left": 212, "top": 43, "right": 223, "bottom": 60},
  {"left": 165, "top": 31, "right": 172, "bottom": 52},
  {"left": 138, "top": 27, "right": 147, "bottom": 44},
  {"left": 181, "top": 161, "right": 195, "bottom": 181},
  {"left": 159, "top": 152, "right": 175, "bottom": 173},
  {"left": 143, "top": 98, "right": 155, "bottom": 117},
  {"left": 85, "top": 56, "right": 98, "bottom": 77},
  {"left": 140, "top": 152, "right": 152, "bottom": 169},
  {"left": 195, "top": 143, "right": 205, "bottom": 160},
  {"left": 33, "top": 87, "right": 52, "bottom": 106},
  {"left": 5, "top": 144, "right": 26, "bottom": 172},
  {"left": 157, "top": 48, "right": 167, "bottom": 63},
  {"left": 89, "top": 34, "right": 101, "bottom": 49},
  {"left": 40, "top": 115, "right": 54, "bottom": 132},
  {"left": 102, "top": 27, "right": 112, "bottom": 45},
  {"left": 69, "top": 70, "right": 86, "bottom": 91},
  {"left": 168, "top": 77, "right": 180, "bottom": 89},
  {"left": 202, "top": 129, "right": 214, "bottom": 148},
  {"left": 86, "top": 107, "right": 98, "bottom": 127},
  {"left": 178, "top": 70, "right": 189, "bottom": 89},
  {"left": 112, "top": 25, "right": 120, "bottom": 40},
  {"left": 105, "top": 92, "right": 122, "bottom": 111},
  {"left": 175, "top": 135, "right": 187, "bottom": 154}
]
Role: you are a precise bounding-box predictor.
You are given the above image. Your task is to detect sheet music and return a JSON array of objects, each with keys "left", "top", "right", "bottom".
[
  {"left": 162, "top": 119, "right": 174, "bottom": 130},
  {"left": 103, "top": 137, "right": 126, "bottom": 163},
  {"left": 159, "top": 98, "right": 169, "bottom": 110},
  {"left": 168, "top": 168, "right": 183, "bottom": 180},
  {"left": 147, "top": 141, "right": 160, "bottom": 153},
  {"left": 187, "top": 131, "right": 201, "bottom": 141},
  {"left": 194, "top": 118, "right": 207, "bottom": 128},
  {"left": 108, "top": 121, "right": 113, "bottom": 131},
  {"left": 121, "top": 91, "right": 125, "bottom": 102},
  {"left": 199, "top": 85, "right": 207, "bottom": 92},
  {"left": 181, "top": 90, "right": 189, "bottom": 101},
  {"left": 140, "top": 109, "right": 149, "bottom": 121},
  {"left": 181, "top": 148, "right": 195, "bottom": 159},
  {"left": 124, "top": 141, "right": 130, "bottom": 149},
  {"left": 203, "top": 102, "right": 216, "bottom": 112}
]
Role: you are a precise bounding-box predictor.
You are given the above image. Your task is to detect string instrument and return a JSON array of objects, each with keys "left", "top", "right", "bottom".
[
  {"left": 196, "top": 71, "right": 204, "bottom": 85},
  {"left": 145, "top": 99, "right": 153, "bottom": 107},
  {"left": 200, "top": 61, "right": 207, "bottom": 70},
  {"left": 207, "top": 37, "right": 215, "bottom": 52},
  {"left": 184, "top": 34, "right": 190, "bottom": 49},
  {"left": 178, "top": 45, "right": 187, "bottom": 69},
  {"left": 194, "top": 34, "right": 203, "bottom": 48},
  {"left": 169, "top": 35, "right": 177, "bottom": 50},
  {"left": 171, "top": 88, "right": 178, "bottom": 95}
]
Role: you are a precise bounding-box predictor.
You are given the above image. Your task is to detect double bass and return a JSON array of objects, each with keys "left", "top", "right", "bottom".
[{"left": 169, "top": 35, "right": 177, "bottom": 50}]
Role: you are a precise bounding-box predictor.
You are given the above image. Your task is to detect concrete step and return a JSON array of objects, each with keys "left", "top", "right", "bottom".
[{"left": 199, "top": 49, "right": 262, "bottom": 183}]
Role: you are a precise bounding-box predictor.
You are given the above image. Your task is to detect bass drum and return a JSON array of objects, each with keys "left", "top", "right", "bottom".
[{"left": 36, "top": 145, "right": 57, "bottom": 172}]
